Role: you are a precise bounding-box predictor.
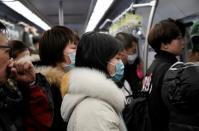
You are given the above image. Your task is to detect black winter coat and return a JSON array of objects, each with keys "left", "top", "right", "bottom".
[
  {"left": 162, "top": 62, "right": 199, "bottom": 131},
  {"left": 49, "top": 84, "right": 66, "bottom": 131},
  {"left": 123, "top": 58, "right": 143, "bottom": 98},
  {"left": 0, "top": 85, "right": 24, "bottom": 131},
  {"left": 0, "top": 73, "right": 53, "bottom": 131},
  {"left": 143, "top": 50, "right": 178, "bottom": 131}
]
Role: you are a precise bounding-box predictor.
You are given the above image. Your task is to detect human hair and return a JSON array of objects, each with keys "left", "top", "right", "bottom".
[
  {"left": 32, "top": 35, "right": 41, "bottom": 45},
  {"left": 167, "top": 18, "right": 185, "bottom": 37},
  {"left": 190, "top": 20, "right": 199, "bottom": 51},
  {"left": 0, "top": 22, "right": 6, "bottom": 33},
  {"left": 115, "top": 32, "right": 138, "bottom": 49},
  {"left": 39, "top": 26, "right": 74, "bottom": 66},
  {"left": 148, "top": 19, "right": 182, "bottom": 52},
  {"left": 76, "top": 32, "right": 123, "bottom": 75},
  {"left": 73, "top": 31, "right": 80, "bottom": 46},
  {"left": 8, "top": 40, "right": 29, "bottom": 59},
  {"left": 192, "top": 36, "right": 199, "bottom": 52}
]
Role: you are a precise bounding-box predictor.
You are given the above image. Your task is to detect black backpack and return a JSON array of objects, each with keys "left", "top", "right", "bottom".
[
  {"left": 123, "top": 94, "right": 151, "bottom": 131},
  {"left": 122, "top": 66, "right": 154, "bottom": 131},
  {"left": 123, "top": 61, "right": 166, "bottom": 131},
  {"left": 162, "top": 62, "right": 199, "bottom": 131}
]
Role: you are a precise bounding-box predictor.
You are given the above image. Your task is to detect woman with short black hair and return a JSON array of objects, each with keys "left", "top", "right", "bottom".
[
  {"left": 39, "top": 25, "right": 76, "bottom": 69},
  {"left": 38, "top": 25, "right": 77, "bottom": 131}
]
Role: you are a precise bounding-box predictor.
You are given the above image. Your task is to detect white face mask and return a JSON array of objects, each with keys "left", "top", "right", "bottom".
[
  {"left": 63, "top": 52, "right": 76, "bottom": 71},
  {"left": 127, "top": 53, "right": 138, "bottom": 64}
]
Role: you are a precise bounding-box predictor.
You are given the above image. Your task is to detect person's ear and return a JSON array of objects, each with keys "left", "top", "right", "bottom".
[
  {"left": 162, "top": 43, "right": 168, "bottom": 49},
  {"left": 160, "top": 43, "right": 168, "bottom": 50}
]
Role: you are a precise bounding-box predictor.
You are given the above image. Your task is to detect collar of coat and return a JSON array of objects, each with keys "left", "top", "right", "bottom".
[
  {"left": 61, "top": 68, "right": 125, "bottom": 122},
  {"left": 35, "top": 66, "right": 65, "bottom": 89}
]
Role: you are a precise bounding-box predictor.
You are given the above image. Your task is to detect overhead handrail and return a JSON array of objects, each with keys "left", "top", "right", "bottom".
[
  {"left": 112, "top": 3, "right": 134, "bottom": 23},
  {"left": 99, "top": 19, "right": 112, "bottom": 30}
]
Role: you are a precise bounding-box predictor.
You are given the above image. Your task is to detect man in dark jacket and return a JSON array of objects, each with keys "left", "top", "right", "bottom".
[
  {"left": 161, "top": 20, "right": 199, "bottom": 131},
  {"left": 142, "top": 19, "right": 184, "bottom": 131},
  {"left": 0, "top": 22, "right": 53, "bottom": 131}
]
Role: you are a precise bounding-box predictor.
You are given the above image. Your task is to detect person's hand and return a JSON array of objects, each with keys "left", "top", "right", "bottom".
[
  {"left": 24, "top": 26, "right": 30, "bottom": 32},
  {"left": 10, "top": 59, "right": 36, "bottom": 85}
]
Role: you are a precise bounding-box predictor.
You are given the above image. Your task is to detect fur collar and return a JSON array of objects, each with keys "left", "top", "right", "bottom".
[
  {"left": 35, "top": 66, "right": 65, "bottom": 88},
  {"left": 61, "top": 68, "right": 125, "bottom": 121}
]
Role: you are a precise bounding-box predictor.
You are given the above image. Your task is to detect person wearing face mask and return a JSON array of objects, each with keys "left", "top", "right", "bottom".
[
  {"left": 63, "top": 52, "right": 76, "bottom": 70},
  {"left": 115, "top": 32, "right": 143, "bottom": 99},
  {"left": 60, "top": 32, "right": 127, "bottom": 131},
  {"left": 109, "top": 59, "right": 125, "bottom": 82},
  {"left": 37, "top": 26, "right": 77, "bottom": 131}
]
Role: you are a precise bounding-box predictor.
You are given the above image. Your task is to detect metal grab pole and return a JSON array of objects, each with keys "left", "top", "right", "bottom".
[
  {"left": 59, "top": 0, "right": 64, "bottom": 26},
  {"left": 112, "top": 3, "right": 134, "bottom": 23},
  {"left": 142, "top": 0, "right": 157, "bottom": 75}
]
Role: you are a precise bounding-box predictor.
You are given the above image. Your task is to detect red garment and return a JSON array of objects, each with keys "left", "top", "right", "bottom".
[{"left": 24, "top": 85, "right": 53, "bottom": 131}]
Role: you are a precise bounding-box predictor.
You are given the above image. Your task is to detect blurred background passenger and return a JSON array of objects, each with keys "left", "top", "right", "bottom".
[
  {"left": 19, "top": 23, "right": 34, "bottom": 48},
  {"left": 8, "top": 40, "right": 30, "bottom": 60},
  {"left": 188, "top": 20, "right": 199, "bottom": 62},
  {"left": 60, "top": 32, "right": 127, "bottom": 131},
  {"left": 32, "top": 35, "right": 41, "bottom": 54},
  {"left": 115, "top": 32, "right": 143, "bottom": 99},
  {"left": 38, "top": 25, "right": 76, "bottom": 131}
]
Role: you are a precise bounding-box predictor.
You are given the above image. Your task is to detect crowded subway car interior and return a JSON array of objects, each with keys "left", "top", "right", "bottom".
[
  {"left": 0, "top": 0, "right": 199, "bottom": 131},
  {"left": 0, "top": 0, "right": 199, "bottom": 72}
]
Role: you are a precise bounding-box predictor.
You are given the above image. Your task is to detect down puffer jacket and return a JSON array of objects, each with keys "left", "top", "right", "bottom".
[{"left": 162, "top": 62, "right": 199, "bottom": 131}]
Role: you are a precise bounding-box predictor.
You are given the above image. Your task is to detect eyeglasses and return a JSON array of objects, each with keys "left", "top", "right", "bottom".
[{"left": 0, "top": 45, "right": 13, "bottom": 58}]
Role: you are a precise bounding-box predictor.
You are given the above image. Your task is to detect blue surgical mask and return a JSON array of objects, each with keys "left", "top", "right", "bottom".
[
  {"left": 64, "top": 52, "right": 76, "bottom": 71},
  {"left": 111, "top": 59, "right": 124, "bottom": 82},
  {"left": 68, "top": 52, "right": 76, "bottom": 67},
  {"left": 127, "top": 53, "right": 138, "bottom": 64}
]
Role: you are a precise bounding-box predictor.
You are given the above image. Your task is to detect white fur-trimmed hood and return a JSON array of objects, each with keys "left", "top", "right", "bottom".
[{"left": 61, "top": 68, "right": 125, "bottom": 121}]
